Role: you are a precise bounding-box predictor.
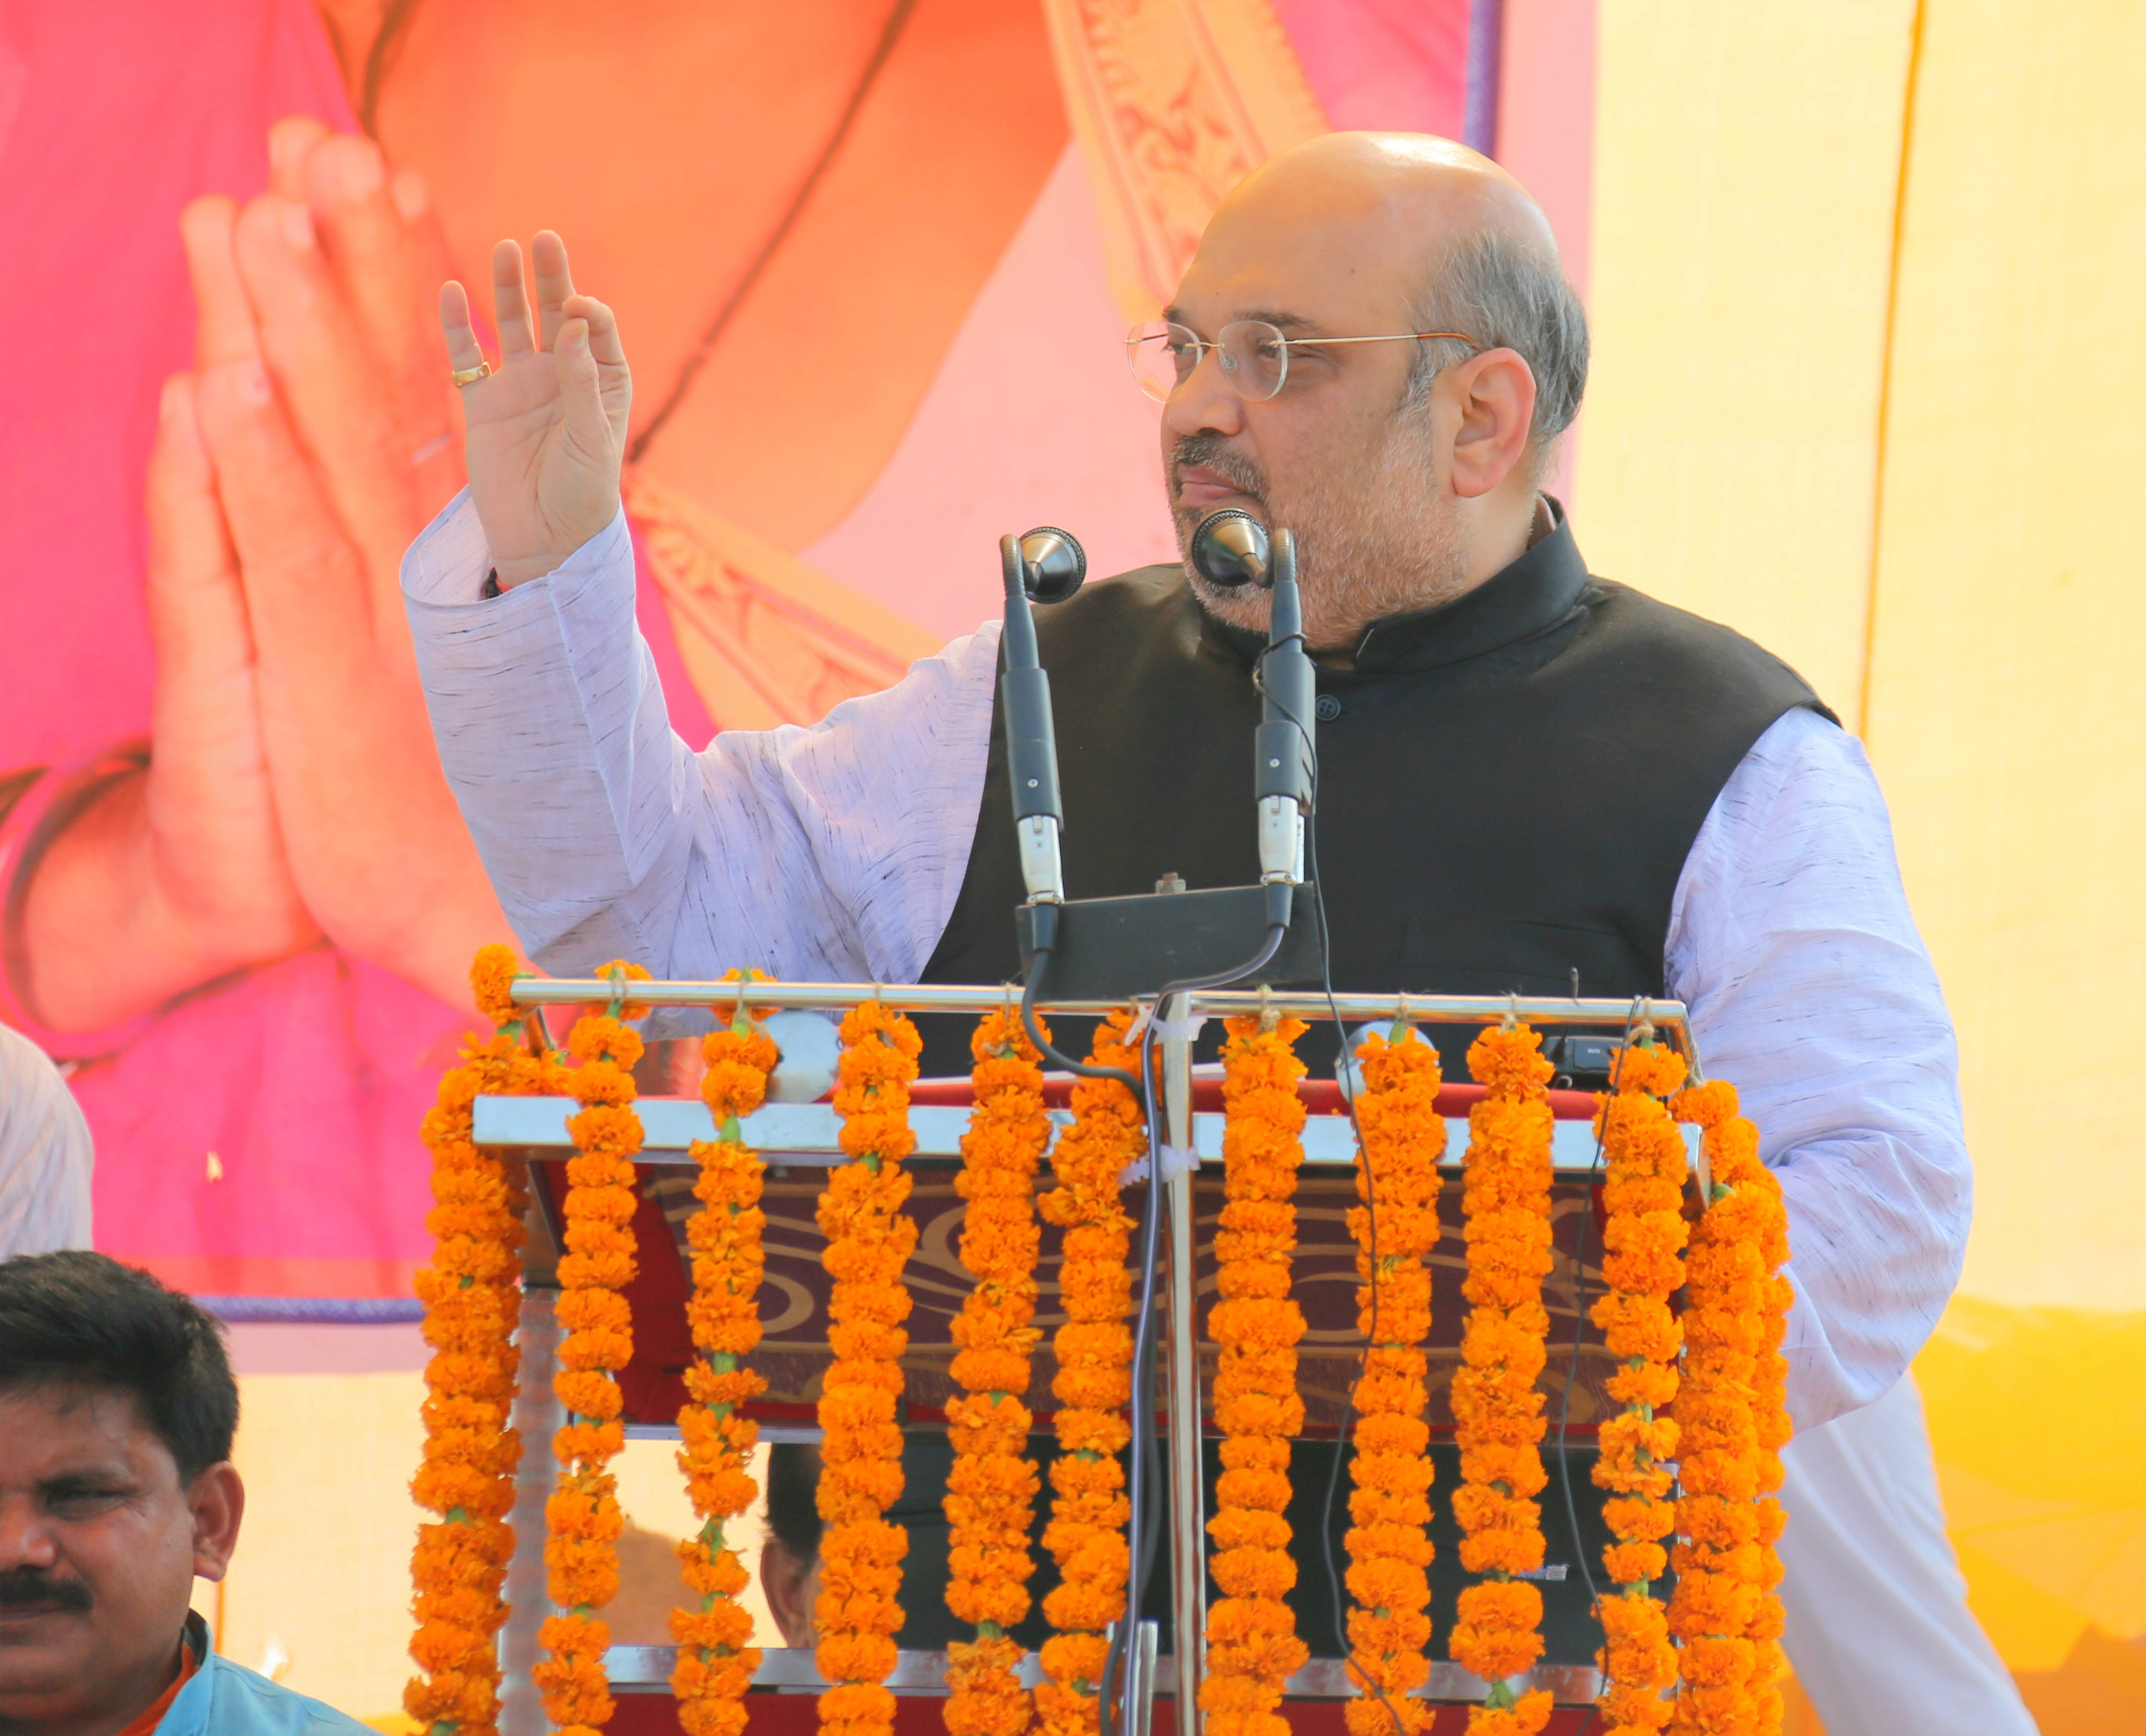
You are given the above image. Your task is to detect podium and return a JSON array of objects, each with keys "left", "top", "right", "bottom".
[{"left": 469, "top": 977, "right": 1706, "bottom": 1736}]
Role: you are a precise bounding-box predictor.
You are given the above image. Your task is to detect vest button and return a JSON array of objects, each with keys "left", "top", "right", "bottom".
[{"left": 1315, "top": 693, "right": 1342, "bottom": 722}]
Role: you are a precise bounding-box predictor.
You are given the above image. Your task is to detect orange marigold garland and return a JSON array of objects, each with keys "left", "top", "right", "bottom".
[
  {"left": 1588, "top": 1040, "right": 1691, "bottom": 1736},
  {"left": 1338, "top": 1023, "right": 1446, "bottom": 1736},
  {"left": 1036, "top": 1010, "right": 1143, "bottom": 1736},
  {"left": 406, "top": 944, "right": 541, "bottom": 1736},
  {"left": 1746, "top": 1143, "right": 1794, "bottom": 1736},
  {"left": 1664, "top": 1080, "right": 1793, "bottom": 1736},
  {"left": 470, "top": 943, "right": 525, "bottom": 1030},
  {"left": 944, "top": 1008, "right": 1053, "bottom": 1736},
  {"left": 1449, "top": 1025, "right": 1557, "bottom": 1736},
  {"left": 535, "top": 963, "right": 651, "bottom": 1736},
  {"left": 1203, "top": 1013, "right": 1311, "bottom": 1736},
  {"left": 1743, "top": 1110, "right": 1794, "bottom": 1736},
  {"left": 671, "top": 975, "right": 779, "bottom": 1736},
  {"left": 816, "top": 1003, "right": 925, "bottom": 1736}
]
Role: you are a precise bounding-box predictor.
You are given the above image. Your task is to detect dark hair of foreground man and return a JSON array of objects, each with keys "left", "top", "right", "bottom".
[{"left": 0, "top": 1253, "right": 238, "bottom": 1482}]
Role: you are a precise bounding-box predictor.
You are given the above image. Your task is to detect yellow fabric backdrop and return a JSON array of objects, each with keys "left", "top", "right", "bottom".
[
  {"left": 190, "top": 1373, "right": 779, "bottom": 1723},
  {"left": 1584, "top": 0, "right": 1917, "bottom": 721},
  {"left": 1583, "top": 2, "right": 2146, "bottom": 1725},
  {"left": 189, "top": 1373, "right": 429, "bottom": 1719}
]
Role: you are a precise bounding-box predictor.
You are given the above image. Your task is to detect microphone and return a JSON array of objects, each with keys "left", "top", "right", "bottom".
[
  {"left": 1252, "top": 528, "right": 1314, "bottom": 901},
  {"left": 1187, "top": 511, "right": 1314, "bottom": 897},
  {"left": 1190, "top": 507, "right": 1270, "bottom": 588},
  {"left": 1019, "top": 526, "right": 1086, "bottom": 603},
  {"left": 998, "top": 531, "right": 1075, "bottom": 905}
]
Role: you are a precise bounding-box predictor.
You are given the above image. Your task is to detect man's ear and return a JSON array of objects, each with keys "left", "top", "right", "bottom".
[
  {"left": 1446, "top": 347, "right": 1538, "bottom": 501},
  {"left": 761, "top": 1535, "right": 817, "bottom": 1648},
  {"left": 188, "top": 1463, "right": 244, "bottom": 1581}
]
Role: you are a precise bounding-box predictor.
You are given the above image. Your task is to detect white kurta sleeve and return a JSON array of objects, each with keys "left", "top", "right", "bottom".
[
  {"left": 1666, "top": 705, "right": 1971, "bottom": 1428},
  {"left": 400, "top": 492, "right": 998, "bottom": 1018},
  {"left": 0, "top": 1023, "right": 93, "bottom": 1257}
]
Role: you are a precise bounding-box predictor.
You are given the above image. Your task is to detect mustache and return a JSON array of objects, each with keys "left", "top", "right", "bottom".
[
  {"left": 0, "top": 1568, "right": 93, "bottom": 1612},
  {"left": 1170, "top": 434, "right": 1268, "bottom": 506}
]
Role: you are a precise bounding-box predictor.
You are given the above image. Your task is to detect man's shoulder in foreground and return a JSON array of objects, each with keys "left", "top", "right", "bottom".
[
  {"left": 158, "top": 1630, "right": 373, "bottom": 1736},
  {"left": 1580, "top": 571, "right": 1839, "bottom": 721}
]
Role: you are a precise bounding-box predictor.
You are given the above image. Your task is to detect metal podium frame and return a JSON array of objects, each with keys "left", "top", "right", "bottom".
[{"left": 487, "top": 976, "right": 1702, "bottom": 1735}]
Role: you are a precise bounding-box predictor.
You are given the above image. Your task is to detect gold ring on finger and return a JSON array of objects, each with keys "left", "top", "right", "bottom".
[{"left": 451, "top": 360, "right": 495, "bottom": 387}]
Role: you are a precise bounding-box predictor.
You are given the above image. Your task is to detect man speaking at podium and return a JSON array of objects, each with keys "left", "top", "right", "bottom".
[{"left": 398, "top": 134, "right": 2029, "bottom": 1735}]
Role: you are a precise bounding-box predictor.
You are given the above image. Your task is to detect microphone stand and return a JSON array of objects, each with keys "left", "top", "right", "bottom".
[
  {"left": 1002, "top": 515, "right": 1318, "bottom": 1736},
  {"left": 1000, "top": 531, "right": 1066, "bottom": 911},
  {"left": 1254, "top": 530, "right": 1316, "bottom": 927},
  {"left": 998, "top": 532, "right": 1145, "bottom": 1093}
]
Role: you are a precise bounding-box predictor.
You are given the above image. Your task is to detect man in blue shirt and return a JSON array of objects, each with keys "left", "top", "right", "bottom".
[{"left": 0, "top": 1251, "right": 372, "bottom": 1736}]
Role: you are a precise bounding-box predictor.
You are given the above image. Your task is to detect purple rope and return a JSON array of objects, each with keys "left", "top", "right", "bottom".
[
  {"left": 1464, "top": 0, "right": 1505, "bottom": 157},
  {"left": 198, "top": 1297, "right": 424, "bottom": 1325}
]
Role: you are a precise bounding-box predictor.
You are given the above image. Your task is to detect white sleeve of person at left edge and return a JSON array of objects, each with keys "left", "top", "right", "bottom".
[
  {"left": 1666, "top": 705, "right": 1971, "bottom": 1430},
  {"left": 0, "top": 1022, "right": 93, "bottom": 1258},
  {"left": 400, "top": 490, "right": 999, "bottom": 1033}
]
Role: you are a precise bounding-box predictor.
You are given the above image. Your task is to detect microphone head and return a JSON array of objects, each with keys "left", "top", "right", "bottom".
[
  {"left": 1019, "top": 526, "right": 1086, "bottom": 603},
  {"left": 1190, "top": 508, "right": 1270, "bottom": 588}
]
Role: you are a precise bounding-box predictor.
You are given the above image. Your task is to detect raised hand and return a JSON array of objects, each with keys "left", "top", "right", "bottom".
[
  {"left": 14, "top": 121, "right": 516, "bottom": 1029},
  {"left": 442, "top": 233, "right": 631, "bottom": 588}
]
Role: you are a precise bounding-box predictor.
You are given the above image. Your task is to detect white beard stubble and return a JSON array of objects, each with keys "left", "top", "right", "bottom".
[{"left": 1170, "top": 411, "right": 1470, "bottom": 651}]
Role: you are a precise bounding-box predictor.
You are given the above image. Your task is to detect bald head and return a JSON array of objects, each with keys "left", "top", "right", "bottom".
[
  {"left": 1176, "top": 130, "right": 1586, "bottom": 445},
  {"left": 1209, "top": 131, "right": 1558, "bottom": 273}
]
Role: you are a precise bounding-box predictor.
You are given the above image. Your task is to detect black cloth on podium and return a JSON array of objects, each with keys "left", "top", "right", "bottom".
[{"left": 876, "top": 1433, "right": 1617, "bottom": 1668}]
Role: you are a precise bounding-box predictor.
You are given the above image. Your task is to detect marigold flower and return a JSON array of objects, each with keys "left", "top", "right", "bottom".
[
  {"left": 1464, "top": 1693, "right": 1552, "bottom": 1736},
  {"left": 937, "top": 1009, "right": 1048, "bottom": 1735},
  {"left": 1661, "top": 1072, "right": 1794, "bottom": 1734},
  {"left": 1335, "top": 1020, "right": 1447, "bottom": 1732},
  {"left": 1203, "top": 1016, "right": 1312, "bottom": 1736},
  {"left": 407, "top": 956, "right": 546, "bottom": 1734},
  {"left": 667, "top": 981, "right": 776, "bottom": 1727},
  {"left": 469, "top": 943, "right": 525, "bottom": 1029},
  {"left": 807, "top": 1003, "right": 926, "bottom": 1736},
  {"left": 1582, "top": 1040, "right": 1697, "bottom": 1730},
  {"left": 507, "top": 1008, "right": 649, "bottom": 1732},
  {"left": 1030, "top": 1010, "right": 1144, "bottom": 1736},
  {"left": 1438, "top": 1025, "right": 1562, "bottom": 1729}
]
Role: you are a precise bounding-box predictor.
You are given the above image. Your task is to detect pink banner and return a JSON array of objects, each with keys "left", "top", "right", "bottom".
[{"left": 0, "top": 0, "right": 1470, "bottom": 1298}]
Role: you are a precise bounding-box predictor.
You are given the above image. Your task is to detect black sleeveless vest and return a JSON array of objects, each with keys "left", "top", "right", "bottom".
[{"left": 915, "top": 514, "right": 1828, "bottom": 1077}]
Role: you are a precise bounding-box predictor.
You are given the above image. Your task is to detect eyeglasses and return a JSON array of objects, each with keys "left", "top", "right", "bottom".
[{"left": 1126, "top": 319, "right": 1479, "bottom": 403}]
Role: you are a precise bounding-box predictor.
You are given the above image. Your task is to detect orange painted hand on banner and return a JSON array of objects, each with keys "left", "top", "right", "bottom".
[
  {"left": 176, "top": 127, "right": 512, "bottom": 1014},
  {"left": 18, "top": 122, "right": 514, "bottom": 1027},
  {"left": 16, "top": 377, "right": 324, "bottom": 1031}
]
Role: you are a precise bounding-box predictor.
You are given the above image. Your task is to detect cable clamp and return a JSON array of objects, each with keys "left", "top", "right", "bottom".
[{"left": 1122, "top": 1143, "right": 1201, "bottom": 1186}]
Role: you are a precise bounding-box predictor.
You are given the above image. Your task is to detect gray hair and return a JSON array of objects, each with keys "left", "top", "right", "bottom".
[{"left": 1406, "top": 226, "right": 1590, "bottom": 459}]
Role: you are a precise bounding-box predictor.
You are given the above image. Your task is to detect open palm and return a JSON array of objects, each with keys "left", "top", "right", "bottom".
[{"left": 440, "top": 231, "right": 631, "bottom": 587}]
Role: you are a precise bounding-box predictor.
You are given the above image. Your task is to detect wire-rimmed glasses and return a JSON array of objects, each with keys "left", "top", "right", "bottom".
[{"left": 1125, "top": 319, "right": 1479, "bottom": 403}]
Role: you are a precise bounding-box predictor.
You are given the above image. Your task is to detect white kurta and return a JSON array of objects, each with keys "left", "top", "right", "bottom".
[
  {"left": 0, "top": 1022, "right": 93, "bottom": 1257},
  {"left": 403, "top": 491, "right": 2020, "bottom": 1720},
  {"left": 1778, "top": 1376, "right": 2037, "bottom": 1735}
]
